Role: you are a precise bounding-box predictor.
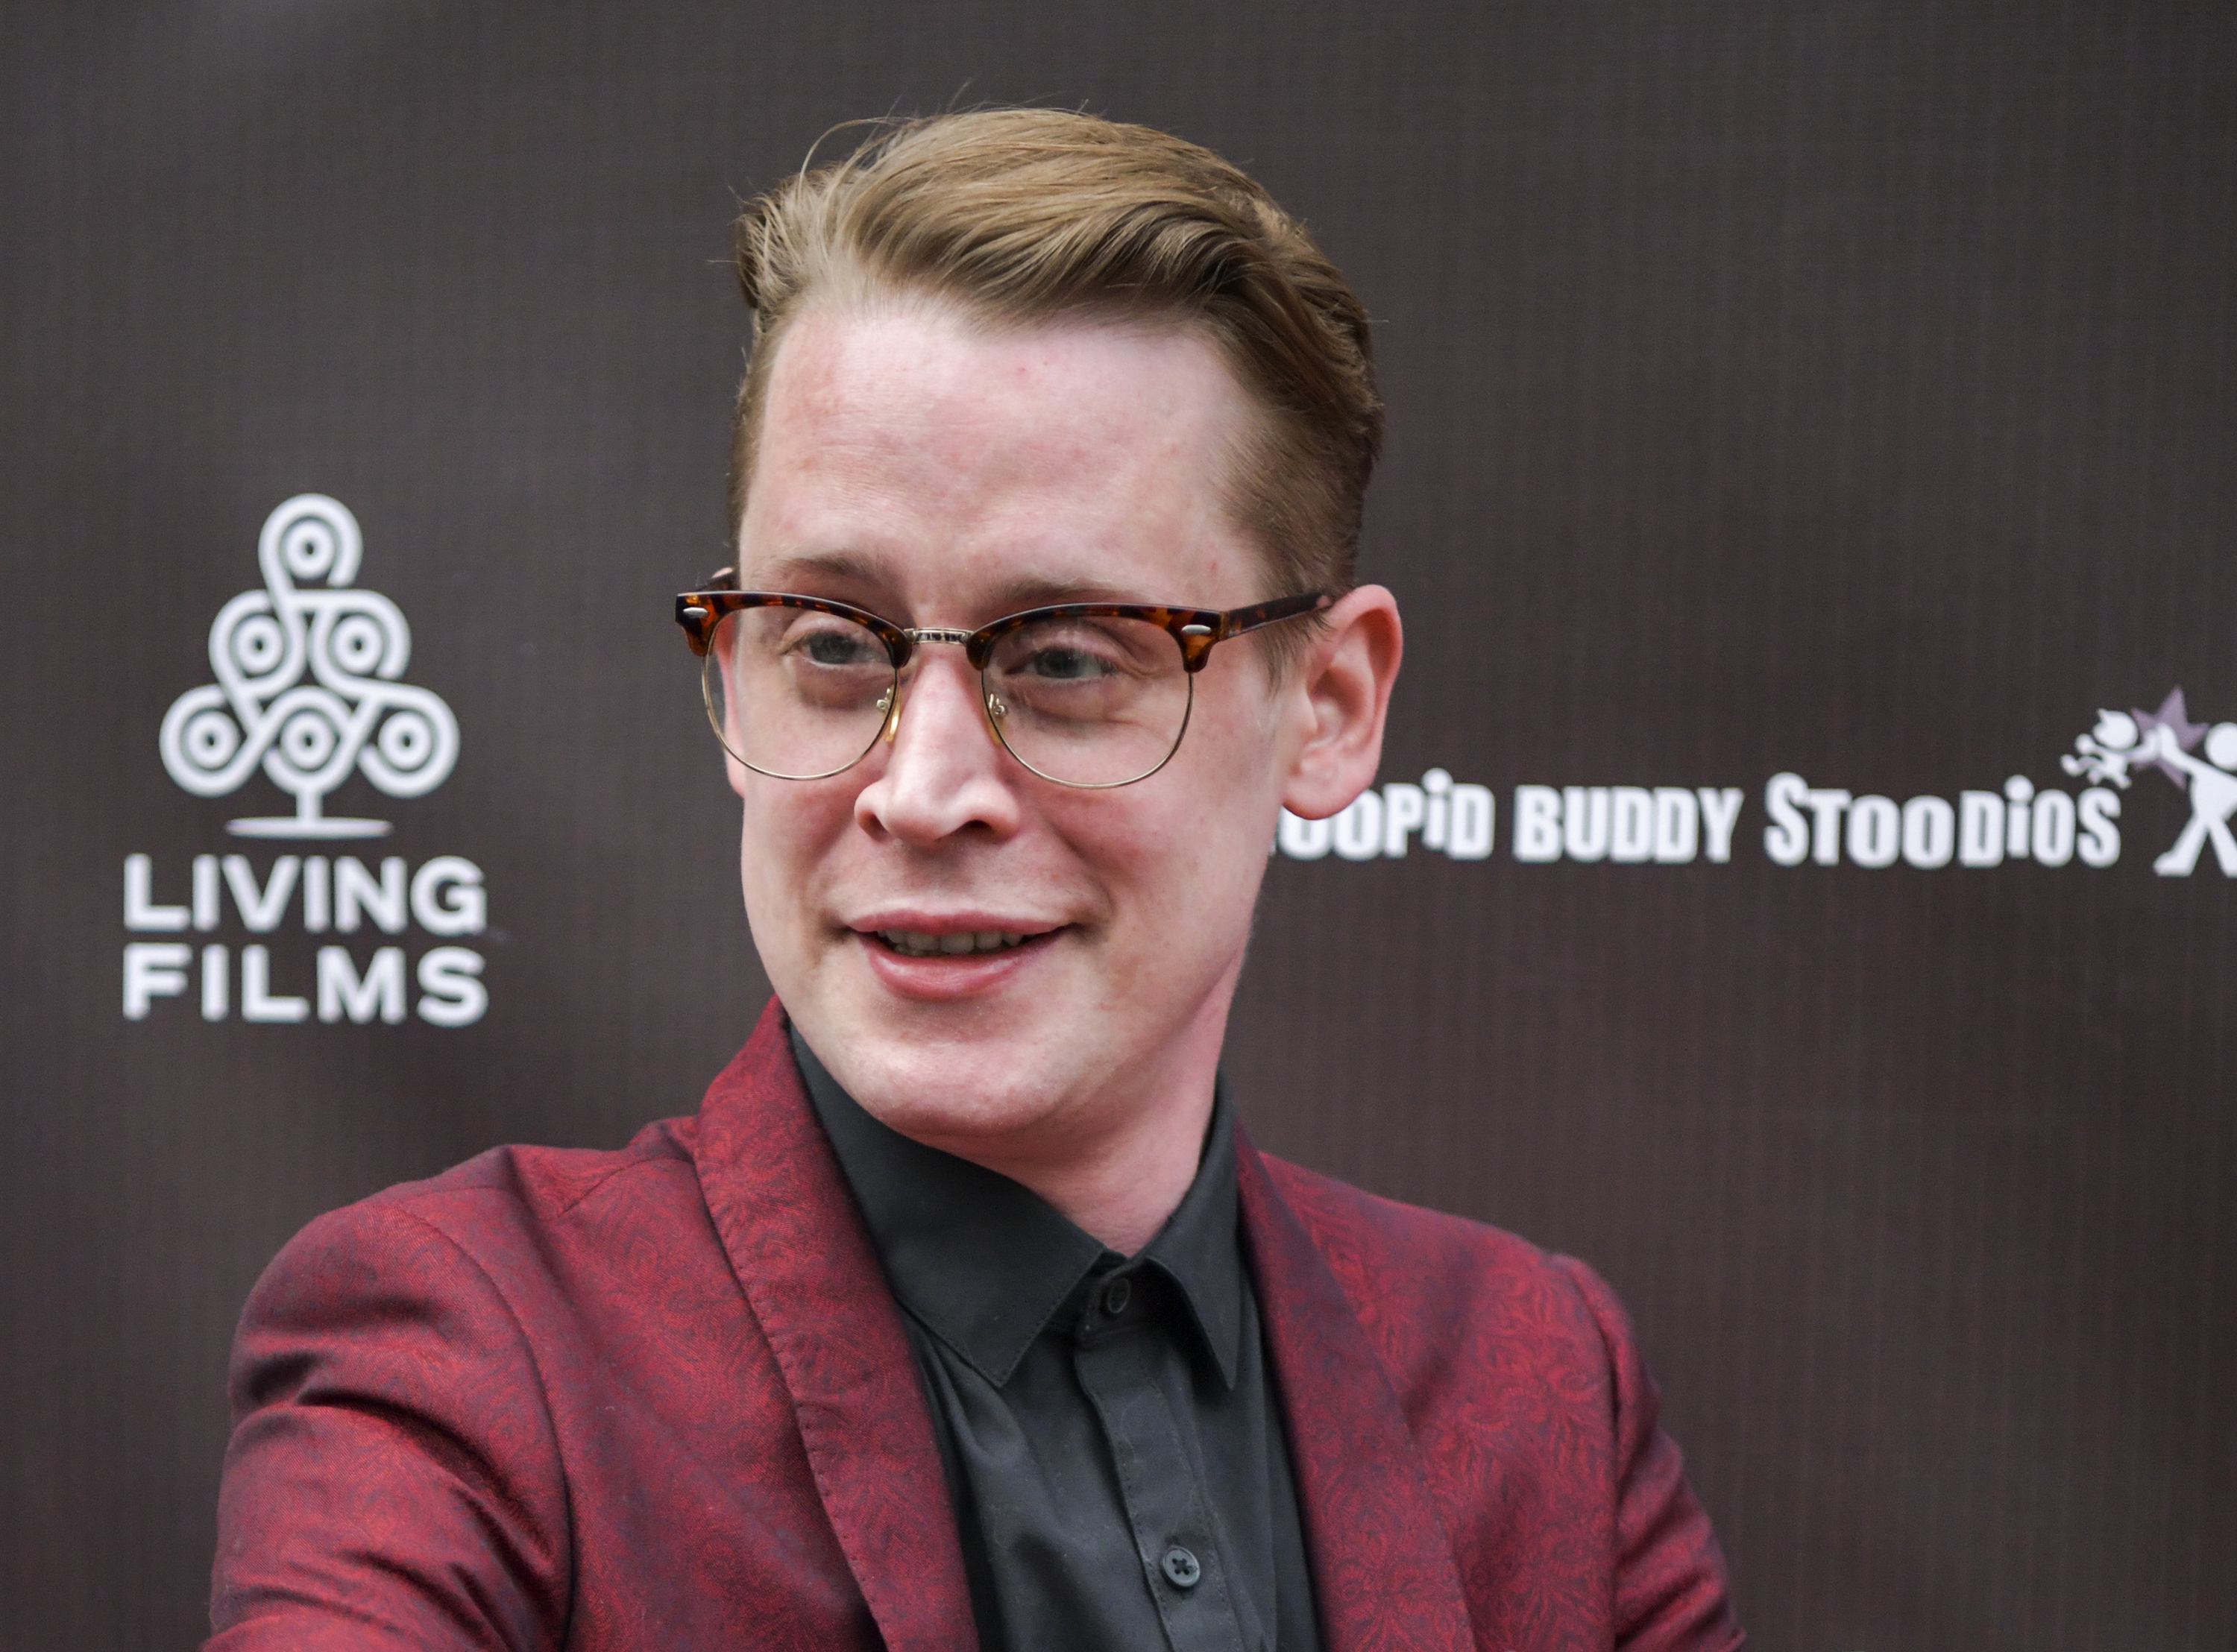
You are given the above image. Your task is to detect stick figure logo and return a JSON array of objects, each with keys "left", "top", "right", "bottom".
[
  {"left": 2061, "top": 687, "right": 2237, "bottom": 877},
  {"left": 158, "top": 494, "right": 459, "bottom": 839}
]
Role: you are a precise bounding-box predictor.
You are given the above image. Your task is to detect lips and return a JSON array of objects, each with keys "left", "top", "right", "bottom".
[
  {"left": 875, "top": 928, "right": 1032, "bottom": 957},
  {"left": 851, "top": 918, "right": 1063, "bottom": 1001}
]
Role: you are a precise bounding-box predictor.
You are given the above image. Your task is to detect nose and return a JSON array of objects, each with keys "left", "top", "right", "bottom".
[{"left": 853, "top": 646, "right": 1022, "bottom": 844}]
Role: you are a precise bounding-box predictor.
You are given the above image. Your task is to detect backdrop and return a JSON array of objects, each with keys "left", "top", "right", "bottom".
[{"left": 4, "top": 4, "right": 2231, "bottom": 1648}]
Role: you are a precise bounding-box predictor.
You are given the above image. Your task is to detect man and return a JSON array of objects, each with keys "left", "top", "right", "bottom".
[{"left": 210, "top": 110, "right": 1741, "bottom": 1651}]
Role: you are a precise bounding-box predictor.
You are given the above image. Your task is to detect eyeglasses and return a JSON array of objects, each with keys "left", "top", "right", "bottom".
[{"left": 676, "top": 578, "right": 1331, "bottom": 789}]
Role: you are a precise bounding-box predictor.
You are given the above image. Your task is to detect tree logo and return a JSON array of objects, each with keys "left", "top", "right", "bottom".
[{"left": 158, "top": 495, "right": 458, "bottom": 839}]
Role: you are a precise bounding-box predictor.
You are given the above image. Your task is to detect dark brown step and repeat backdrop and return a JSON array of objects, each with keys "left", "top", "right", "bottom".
[{"left": 3, "top": 4, "right": 2230, "bottom": 1648}]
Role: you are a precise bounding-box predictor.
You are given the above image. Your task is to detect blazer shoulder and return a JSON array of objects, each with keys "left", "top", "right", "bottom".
[
  {"left": 1253, "top": 1151, "right": 1632, "bottom": 1372},
  {"left": 246, "top": 1113, "right": 711, "bottom": 1349},
  {"left": 353, "top": 1112, "right": 699, "bottom": 1231},
  {"left": 1256, "top": 1150, "right": 1568, "bottom": 1283}
]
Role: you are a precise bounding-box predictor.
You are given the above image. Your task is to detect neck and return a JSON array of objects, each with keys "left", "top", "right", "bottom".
[
  {"left": 969, "top": 1087, "right": 1216, "bottom": 1256},
  {"left": 912, "top": 982, "right": 1236, "bottom": 1255}
]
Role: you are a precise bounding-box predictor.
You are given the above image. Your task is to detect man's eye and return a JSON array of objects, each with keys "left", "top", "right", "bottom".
[
  {"left": 1025, "top": 645, "right": 1117, "bottom": 681},
  {"left": 793, "top": 625, "right": 881, "bottom": 666}
]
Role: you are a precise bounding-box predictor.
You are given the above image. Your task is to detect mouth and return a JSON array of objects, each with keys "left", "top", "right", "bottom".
[{"left": 869, "top": 927, "right": 1049, "bottom": 958}]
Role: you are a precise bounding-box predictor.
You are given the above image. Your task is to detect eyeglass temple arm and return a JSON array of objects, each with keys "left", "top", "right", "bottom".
[
  {"left": 1170, "top": 592, "right": 1330, "bottom": 671},
  {"left": 1218, "top": 591, "right": 1333, "bottom": 640}
]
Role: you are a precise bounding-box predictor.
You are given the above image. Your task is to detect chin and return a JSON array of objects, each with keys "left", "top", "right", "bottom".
[
  {"left": 803, "top": 978, "right": 1013, "bottom": 1070},
  {"left": 854, "top": 1056, "right": 1074, "bottom": 1145}
]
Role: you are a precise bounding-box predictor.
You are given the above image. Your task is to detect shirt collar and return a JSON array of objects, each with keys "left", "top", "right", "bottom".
[{"left": 792, "top": 1026, "right": 1244, "bottom": 1391}]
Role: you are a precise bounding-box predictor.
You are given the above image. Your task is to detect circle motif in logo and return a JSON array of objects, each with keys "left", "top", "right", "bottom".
[
  {"left": 230, "top": 614, "right": 286, "bottom": 676},
  {"left": 280, "top": 709, "right": 339, "bottom": 769},
  {"left": 183, "top": 709, "right": 242, "bottom": 769},
  {"left": 377, "top": 710, "right": 437, "bottom": 771}
]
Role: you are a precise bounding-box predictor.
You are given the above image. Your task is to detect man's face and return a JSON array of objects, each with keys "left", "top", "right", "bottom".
[{"left": 730, "top": 300, "right": 1308, "bottom": 1164}]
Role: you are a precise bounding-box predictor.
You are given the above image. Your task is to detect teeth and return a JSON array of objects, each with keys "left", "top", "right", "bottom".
[{"left": 875, "top": 928, "right": 1035, "bottom": 958}]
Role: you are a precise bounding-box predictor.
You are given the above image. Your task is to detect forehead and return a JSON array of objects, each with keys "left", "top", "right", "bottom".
[{"left": 739, "top": 301, "right": 1265, "bottom": 607}]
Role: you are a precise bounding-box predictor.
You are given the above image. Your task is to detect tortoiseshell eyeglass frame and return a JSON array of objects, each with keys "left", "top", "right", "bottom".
[{"left": 673, "top": 573, "right": 1333, "bottom": 788}]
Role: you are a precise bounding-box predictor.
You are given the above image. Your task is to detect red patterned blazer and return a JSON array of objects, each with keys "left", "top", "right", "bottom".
[{"left": 210, "top": 1001, "right": 1741, "bottom": 1651}]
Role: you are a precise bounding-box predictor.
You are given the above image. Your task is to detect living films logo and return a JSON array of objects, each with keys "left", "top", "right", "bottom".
[
  {"left": 122, "top": 495, "right": 488, "bottom": 1027},
  {"left": 1278, "top": 692, "right": 2237, "bottom": 880}
]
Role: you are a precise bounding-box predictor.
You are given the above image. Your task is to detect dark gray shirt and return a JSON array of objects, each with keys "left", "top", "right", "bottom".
[{"left": 793, "top": 1031, "right": 1323, "bottom": 1652}]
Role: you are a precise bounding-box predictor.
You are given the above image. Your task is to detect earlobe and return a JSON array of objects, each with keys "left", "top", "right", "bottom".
[{"left": 1280, "top": 584, "right": 1403, "bottom": 820}]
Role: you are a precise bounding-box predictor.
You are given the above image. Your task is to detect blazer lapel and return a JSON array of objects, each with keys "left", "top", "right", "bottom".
[
  {"left": 692, "top": 999, "right": 978, "bottom": 1652},
  {"left": 1238, "top": 1135, "right": 1478, "bottom": 1652}
]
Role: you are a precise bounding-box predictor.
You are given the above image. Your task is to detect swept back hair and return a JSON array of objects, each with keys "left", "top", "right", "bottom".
[{"left": 728, "top": 108, "right": 1382, "bottom": 607}]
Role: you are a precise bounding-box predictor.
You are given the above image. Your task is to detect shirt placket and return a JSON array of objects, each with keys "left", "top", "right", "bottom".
[{"left": 1072, "top": 1270, "right": 1248, "bottom": 1652}]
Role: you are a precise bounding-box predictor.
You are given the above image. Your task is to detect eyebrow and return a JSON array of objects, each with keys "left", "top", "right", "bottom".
[
  {"left": 746, "top": 549, "right": 1160, "bottom": 617},
  {"left": 752, "top": 549, "right": 889, "bottom": 588}
]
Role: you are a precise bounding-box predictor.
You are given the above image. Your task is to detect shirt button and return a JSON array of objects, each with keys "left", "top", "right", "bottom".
[
  {"left": 1160, "top": 1546, "right": 1201, "bottom": 1589},
  {"left": 1101, "top": 1276, "right": 1133, "bottom": 1317}
]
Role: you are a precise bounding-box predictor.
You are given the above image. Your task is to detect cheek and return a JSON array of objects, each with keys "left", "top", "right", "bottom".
[
  {"left": 1051, "top": 706, "right": 1282, "bottom": 933},
  {"left": 736, "top": 780, "right": 859, "bottom": 930},
  {"left": 1169, "top": 684, "right": 1287, "bottom": 896},
  {"left": 1173, "top": 661, "right": 1286, "bottom": 816}
]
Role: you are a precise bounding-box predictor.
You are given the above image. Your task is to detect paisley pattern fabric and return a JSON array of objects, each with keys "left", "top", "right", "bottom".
[{"left": 209, "top": 999, "right": 1740, "bottom": 1651}]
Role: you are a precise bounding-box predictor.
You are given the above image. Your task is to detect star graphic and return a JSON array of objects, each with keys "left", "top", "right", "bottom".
[{"left": 2133, "top": 687, "right": 2208, "bottom": 786}]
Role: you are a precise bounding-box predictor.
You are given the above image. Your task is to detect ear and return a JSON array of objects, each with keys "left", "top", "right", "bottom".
[{"left": 1278, "top": 584, "right": 1403, "bottom": 819}]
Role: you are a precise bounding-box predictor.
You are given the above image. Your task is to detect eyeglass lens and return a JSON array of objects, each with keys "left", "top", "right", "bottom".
[{"left": 702, "top": 606, "right": 1195, "bottom": 786}]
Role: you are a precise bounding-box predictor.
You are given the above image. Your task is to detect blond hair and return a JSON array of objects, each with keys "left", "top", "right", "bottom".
[{"left": 727, "top": 109, "right": 1382, "bottom": 604}]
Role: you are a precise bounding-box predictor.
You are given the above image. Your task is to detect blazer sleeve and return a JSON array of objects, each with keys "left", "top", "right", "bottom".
[
  {"left": 207, "top": 1198, "right": 570, "bottom": 1652},
  {"left": 1552, "top": 1255, "right": 1745, "bottom": 1652}
]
